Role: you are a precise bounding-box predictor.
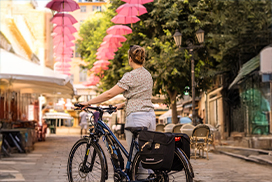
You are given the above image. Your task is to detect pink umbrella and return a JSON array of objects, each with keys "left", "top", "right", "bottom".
[
  {"left": 103, "top": 34, "right": 127, "bottom": 42},
  {"left": 100, "top": 41, "right": 122, "bottom": 48},
  {"left": 54, "top": 62, "right": 71, "bottom": 68},
  {"left": 51, "top": 13, "right": 78, "bottom": 25},
  {"left": 54, "top": 52, "right": 73, "bottom": 57},
  {"left": 54, "top": 47, "right": 73, "bottom": 54},
  {"left": 116, "top": 3, "right": 147, "bottom": 16},
  {"left": 83, "top": 74, "right": 101, "bottom": 86},
  {"left": 53, "top": 34, "right": 75, "bottom": 41},
  {"left": 94, "top": 60, "right": 111, "bottom": 66},
  {"left": 54, "top": 41, "right": 75, "bottom": 48},
  {"left": 96, "top": 51, "right": 115, "bottom": 58},
  {"left": 55, "top": 57, "right": 72, "bottom": 62},
  {"left": 121, "top": 0, "right": 154, "bottom": 4},
  {"left": 96, "top": 54, "right": 114, "bottom": 60},
  {"left": 97, "top": 47, "right": 118, "bottom": 53},
  {"left": 91, "top": 65, "right": 109, "bottom": 74},
  {"left": 111, "top": 14, "right": 140, "bottom": 24},
  {"left": 46, "top": 0, "right": 80, "bottom": 12},
  {"left": 53, "top": 38, "right": 73, "bottom": 45},
  {"left": 83, "top": 78, "right": 100, "bottom": 86},
  {"left": 53, "top": 25, "right": 77, "bottom": 34},
  {"left": 106, "top": 25, "right": 132, "bottom": 35}
]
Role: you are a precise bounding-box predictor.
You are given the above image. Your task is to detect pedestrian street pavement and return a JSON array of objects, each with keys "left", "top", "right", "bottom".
[{"left": 1, "top": 135, "right": 272, "bottom": 182}]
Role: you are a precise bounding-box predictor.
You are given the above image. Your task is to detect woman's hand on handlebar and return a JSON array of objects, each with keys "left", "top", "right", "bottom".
[
  {"left": 78, "top": 102, "right": 89, "bottom": 109},
  {"left": 115, "top": 103, "right": 124, "bottom": 110}
]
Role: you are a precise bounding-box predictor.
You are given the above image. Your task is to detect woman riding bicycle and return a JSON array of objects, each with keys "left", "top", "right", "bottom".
[{"left": 80, "top": 45, "right": 156, "bottom": 151}]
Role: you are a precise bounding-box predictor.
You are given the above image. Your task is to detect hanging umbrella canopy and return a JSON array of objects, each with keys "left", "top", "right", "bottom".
[
  {"left": 106, "top": 25, "right": 132, "bottom": 35},
  {"left": 55, "top": 57, "right": 72, "bottom": 62},
  {"left": 54, "top": 62, "right": 71, "bottom": 68},
  {"left": 96, "top": 51, "right": 115, "bottom": 58},
  {"left": 103, "top": 34, "right": 127, "bottom": 43},
  {"left": 91, "top": 65, "right": 109, "bottom": 74},
  {"left": 51, "top": 13, "right": 78, "bottom": 25},
  {"left": 100, "top": 41, "right": 122, "bottom": 49},
  {"left": 97, "top": 47, "right": 118, "bottom": 53},
  {"left": 111, "top": 14, "right": 140, "bottom": 24},
  {"left": 83, "top": 74, "right": 100, "bottom": 86},
  {"left": 53, "top": 38, "right": 74, "bottom": 46},
  {"left": 94, "top": 60, "right": 110, "bottom": 67},
  {"left": 54, "top": 47, "right": 73, "bottom": 54},
  {"left": 46, "top": 0, "right": 80, "bottom": 12},
  {"left": 116, "top": 3, "right": 147, "bottom": 16},
  {"left": 54, "top": 53, "right": 72, "bottom": 58},
  {"left": 53, "top": 38, "right": 73, "bottom": 45},
  {"left": 53, "top": 25, "right": 77, "bottom": 34},
  {"left": 54, "top": 41, "right": 75, "bottom": 48},
  {"left": 53, "top": 34, "right": 75, "bottom": 41},
  {"left": 96, "top": 54, "right": 114, "bottom": 60},
  {"left": 121, "top": 0, "right": 154, "bottom": 4},
  {"left": 54, "top": 52, "right": 73, "bottom": 57}
]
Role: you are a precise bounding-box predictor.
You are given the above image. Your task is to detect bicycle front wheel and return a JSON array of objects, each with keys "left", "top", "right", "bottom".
[
  {"left": 67, "top": 138, "right": 105, "bottom": 182},
  {"left": 131, "top": 149, "right": 193, "bottom": 182}
]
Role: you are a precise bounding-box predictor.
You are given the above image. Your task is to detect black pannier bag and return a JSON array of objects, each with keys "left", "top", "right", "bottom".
[
  {"left": 138, "top": 130, "right": 175, "bottom": 171},
  {"left": 171, "top": 133, "right": 191, "bottom": 171}
]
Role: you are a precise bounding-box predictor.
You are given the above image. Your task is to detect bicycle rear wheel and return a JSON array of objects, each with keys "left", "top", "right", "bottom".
[
  {"left": 131, "top": 149, "right": 193, "bottom": 182},
  {"left": 67, "top": 138, "right": 105, "bottom": 182}
]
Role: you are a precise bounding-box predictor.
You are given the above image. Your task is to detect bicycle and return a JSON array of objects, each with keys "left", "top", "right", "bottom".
[{"left": 67, "top": 104, "right": 194, "bottom": 182}]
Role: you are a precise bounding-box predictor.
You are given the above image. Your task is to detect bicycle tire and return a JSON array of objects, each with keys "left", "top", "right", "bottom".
[
  {"left": 67, "top": 138, "right": 106, "bottom": 182},
  {"left": 131, "top": 149, "right": 193, "bottom": 182}
]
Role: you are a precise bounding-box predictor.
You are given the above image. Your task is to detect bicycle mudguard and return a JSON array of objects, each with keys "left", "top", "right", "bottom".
[
  {"left": 94, "top": 142, "right": 109, "bottom": 180},
  {"left": 176, "top": 148, "right": 194, "bottom": 178}
]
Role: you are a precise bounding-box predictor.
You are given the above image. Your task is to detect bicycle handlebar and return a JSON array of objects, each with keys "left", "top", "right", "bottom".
[{"left": 74, "top": 103, "right": 117, "bottom": 114}]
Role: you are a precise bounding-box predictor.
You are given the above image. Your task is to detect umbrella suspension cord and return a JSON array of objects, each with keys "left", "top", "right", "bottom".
[{"left": 62, "top": 12, "right": 64, "bottom": 74}]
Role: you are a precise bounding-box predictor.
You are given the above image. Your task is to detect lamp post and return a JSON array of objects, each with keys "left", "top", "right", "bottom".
[{"left": 173, "top": 29, "right": 205, "bottom": 125}]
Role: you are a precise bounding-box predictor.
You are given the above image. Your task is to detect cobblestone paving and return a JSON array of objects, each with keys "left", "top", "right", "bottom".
[{"left": 1, "top": 135, "right": 272, "bottom": 182}]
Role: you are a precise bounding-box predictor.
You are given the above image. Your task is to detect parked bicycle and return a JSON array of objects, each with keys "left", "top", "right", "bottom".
[{"left": 67, "top": 104, "right": 194, "bottom": 182}]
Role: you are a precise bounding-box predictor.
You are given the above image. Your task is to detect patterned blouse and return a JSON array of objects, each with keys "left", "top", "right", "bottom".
[{"left": 117, "top": 67, "right": 154, "bottom": 116}]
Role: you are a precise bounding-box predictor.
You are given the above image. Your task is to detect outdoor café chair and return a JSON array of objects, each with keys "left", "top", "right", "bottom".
[
  {"left": 172, "top": 123, "right": 184, "bottom": 133},
  {"left": 155, "top": 123, "right": 165, "bottom": 132},
  {"left": 191, "top": 124, "right": 210, "bottom": 160},
  {"left": 164, "top": 123, "right": 175, "bottom": 132}
]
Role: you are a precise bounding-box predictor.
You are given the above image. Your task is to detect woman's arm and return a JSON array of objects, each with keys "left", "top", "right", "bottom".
[{"left": 80, "top": 85, "right": 125, "bottom": 106}]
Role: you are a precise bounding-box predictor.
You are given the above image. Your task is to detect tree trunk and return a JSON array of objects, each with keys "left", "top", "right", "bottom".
[{"left": 167, "top": 89, "right": 178, "bottom": 124}]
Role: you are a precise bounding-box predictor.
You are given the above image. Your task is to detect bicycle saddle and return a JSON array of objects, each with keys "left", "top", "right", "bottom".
[{"left": 125, "top": 127, "right": 147, "bottom": 135}]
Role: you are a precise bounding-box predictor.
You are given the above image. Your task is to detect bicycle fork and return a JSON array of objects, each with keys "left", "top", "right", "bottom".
[{"left": 80, "top": 136, "right": 97, "bottom": 173}]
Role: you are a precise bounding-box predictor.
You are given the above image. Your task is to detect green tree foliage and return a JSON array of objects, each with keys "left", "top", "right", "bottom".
[
  {"left": 77, "top": 0, "right": 215, "bottom": 124},
  {"left": 76, "top": 7, "right": 115, "bottom": 69},
  {"left": 77, "top": 0, "right": 272, "bottom": 124}
]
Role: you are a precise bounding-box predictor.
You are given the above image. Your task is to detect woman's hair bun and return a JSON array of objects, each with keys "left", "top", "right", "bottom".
[{"left": 130, "top": 45, "right": 145, "bottom": 65}]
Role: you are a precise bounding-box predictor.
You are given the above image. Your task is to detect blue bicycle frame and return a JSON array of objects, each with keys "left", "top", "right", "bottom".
[{"left": 87, "top": 117, "right": 139, "bottom": 180}]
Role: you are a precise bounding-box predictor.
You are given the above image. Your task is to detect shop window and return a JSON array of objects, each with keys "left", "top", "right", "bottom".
[
  {"left": 75, "top": 44, "right": 80, "bottom": 58},
  {"left": 92, "top": 5, "right": 102, "bottom": 12},
  {"left": 80, "top": 6, "right": 86, "bottom": 12},
  {"left": 79, "top": 68, "right": 88, "bottom": 82}
]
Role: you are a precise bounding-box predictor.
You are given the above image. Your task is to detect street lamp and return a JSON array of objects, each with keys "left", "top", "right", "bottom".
[{"left": 173, "top": 28, "right": 205, "bottom": 125}]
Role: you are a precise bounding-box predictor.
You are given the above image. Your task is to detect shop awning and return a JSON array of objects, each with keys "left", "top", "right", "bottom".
[
  {"left": 0, "top": 49, "right": 75, "bottom": 97},
  {"left": 228, "top": 55, "right": 260, "bottom": 89}
]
